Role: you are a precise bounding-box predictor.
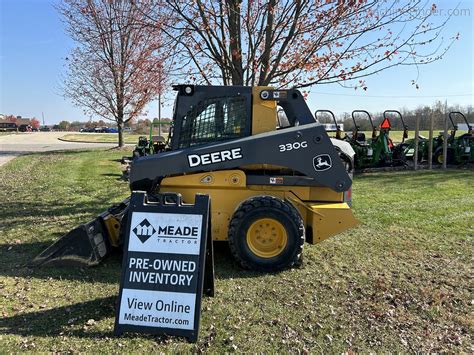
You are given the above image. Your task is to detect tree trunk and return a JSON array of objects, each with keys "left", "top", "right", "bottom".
[
  {"left": 258, "top": 0, "right": 275, "bottom": 85},
  {"left": 226, "top": 0, "right": 244, "bottom": 85},
  {"left": 117, "top": 119, "right": 124, "bottom": 147},
  {"left": 117, "top": 95, "right": 125, "bottom": 147}
]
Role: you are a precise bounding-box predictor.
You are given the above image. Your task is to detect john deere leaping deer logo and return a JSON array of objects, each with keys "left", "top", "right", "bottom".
[{"left": 313, "top": 154, "right": 332, "bottom": 171}]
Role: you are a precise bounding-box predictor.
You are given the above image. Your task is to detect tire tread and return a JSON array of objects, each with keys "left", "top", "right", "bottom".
[{"left": 228, "top": 195, "right": 304, "bottom": 271}]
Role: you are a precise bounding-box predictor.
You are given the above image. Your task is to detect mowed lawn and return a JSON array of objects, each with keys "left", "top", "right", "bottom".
[
  {"left": 0, "top": 150, "right": 472, "bottom": 352},
  {"left": 60, "top": 130, "right": 460, "bottom": 145},
  {"left": 351, "top": 130, "right": 451, "bottom": 143},
  {"left": 61, "top": 133, "right": 145, "bottom": 144}
]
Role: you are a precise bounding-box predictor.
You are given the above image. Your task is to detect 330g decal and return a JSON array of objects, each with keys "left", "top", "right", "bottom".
[{"left": 278, "top": 141, "right": 308, "bottom": 152}]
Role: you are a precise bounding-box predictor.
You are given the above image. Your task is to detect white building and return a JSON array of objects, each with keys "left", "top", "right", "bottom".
[{"left": 322, "top": 123, "right": 344, "bottom": 132}]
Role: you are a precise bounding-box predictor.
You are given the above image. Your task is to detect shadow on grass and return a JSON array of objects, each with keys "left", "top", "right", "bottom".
[
  {"left": 0, "top": 296, "right": 118, "bottom": 338},
  {"left": 212, "top": 242, "right": 265, "bottom": 279},
  {"left": 0, "top": 202, "right": 113, "bottom": 230},
  {"left": 0, "top": 295, "right": 167, "bottom": 341},
  {"left": 0, "top": 240, "right": 122, "bottom": 284},
  {"left": 355, "top": 169, "right": 473, "bottom": 188},
  {"left": 0, "top": 245, "right": 263, "bottom": 339},
  {"left": 0, "top": 240, "right": 261, "bottom": 285},
  {"left": 0, "top": 240, "right": 61, "bottom": 263}
]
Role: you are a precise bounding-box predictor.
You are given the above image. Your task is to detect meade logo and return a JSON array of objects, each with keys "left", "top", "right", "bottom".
[
  {"left": 127, "top": 212, "right": 203, "bottom": 255},
  {"left": 132, "top": 218, "right": 199, "bottom": 243},
  {"left": 313, "top": 154, "right": 332, "bottom": 172},
  {"left": 157, "top": 225, "right": 199, "bottom": 239},
  {"left": 187, "top": 148, "right": 242, "bottom": 168},
  {"left": 133, "top": 219, "right": 156, "bottom": 243}
]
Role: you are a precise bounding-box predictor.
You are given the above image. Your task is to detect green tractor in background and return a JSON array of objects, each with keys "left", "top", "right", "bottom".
[
  {"left": 314, "top": 109, "right": 344, "bottom": 140},
  {"left": 132, "top": 119, "right": 170, "bottom": 159},
  {"left": 392, "top": 111, "right": 473, "bottom": 165},
  {"left": 346, "top": 110, "right": 394, "bottom": 169},
  {"left": 390, "top": 110, "right": 429, "bottom": 164},
  {"left": 433, "top": 112, "right": 474, "bottom": 165}
]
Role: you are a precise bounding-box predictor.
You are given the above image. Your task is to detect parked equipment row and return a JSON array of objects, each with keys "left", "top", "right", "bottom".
[{"left": 316, "top": 110, "right": 473, "bottom": 169}]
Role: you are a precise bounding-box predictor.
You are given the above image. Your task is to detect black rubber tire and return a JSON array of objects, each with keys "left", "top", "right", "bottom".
[
  {"left": 434, "top": 148, "right": 454, "bottom": 165},
  {"left": 228, "top": 196, "right": 304, "bottom": 272}
]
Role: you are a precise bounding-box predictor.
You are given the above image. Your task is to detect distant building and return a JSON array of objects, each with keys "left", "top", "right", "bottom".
[
  {"left": 0, "top": 119, "right": 18, "bottom": 131},
  {"left": 322, "top": 123, "right": 344, "bottom": 132},
  {"left": 15, "top": 116, "right": 33, "bottom": 125},
  {"left": 0, "top": 115, "right": 33, "bottom": 124}
]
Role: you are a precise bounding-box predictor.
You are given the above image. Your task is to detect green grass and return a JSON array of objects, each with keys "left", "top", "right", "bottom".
[
  {"left": 0, "top": 151, "right": 472, "bottom": 352},
  {"left": 328, "top": 130, "right": 466, "bottom": 143},
  {"left": 60, "top": 133, "right": 144, "bottom": 144},
  {"left": 62, "top": 130, "right": 460, "bottom": 145},
  {"left": 375, "top": 130, "right": 431, "bottom": 143}
]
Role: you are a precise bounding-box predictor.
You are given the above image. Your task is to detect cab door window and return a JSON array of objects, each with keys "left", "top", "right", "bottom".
[{"left": 178, "top": 96, "right": 247, "bottom": 149}]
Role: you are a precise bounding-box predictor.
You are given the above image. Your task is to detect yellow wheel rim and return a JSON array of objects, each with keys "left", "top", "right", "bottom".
[
  {"left": 437, "top": 154, "right": 444, "bottom": 164},
  {"left": 246, "top": 218, "right": 288, "bottom": 258}
]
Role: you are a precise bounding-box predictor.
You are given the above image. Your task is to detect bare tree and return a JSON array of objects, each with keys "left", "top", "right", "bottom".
[
  {"left": 59, "top": 0, "right": 168, "bottom": 147},
  {"left": 163, "top": 0, "right": 457, "bottom": 89}
]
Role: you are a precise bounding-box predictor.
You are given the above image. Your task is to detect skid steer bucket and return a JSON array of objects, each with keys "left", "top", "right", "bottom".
[{"left": 29, "top": 199, "right": 129, "bottom": 267}]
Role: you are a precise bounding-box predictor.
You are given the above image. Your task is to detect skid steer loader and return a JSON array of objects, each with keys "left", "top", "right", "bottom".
[{"left": 31, "top": 85, "right": 358, "bottom": 272}]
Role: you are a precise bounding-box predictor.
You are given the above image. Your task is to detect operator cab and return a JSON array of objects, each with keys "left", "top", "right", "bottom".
[
  {"left": 163, "top": 85, "right": 355, "bottom": 174},
  {"left": 169, "top": 85, "right": 317, "bottom": 152}
]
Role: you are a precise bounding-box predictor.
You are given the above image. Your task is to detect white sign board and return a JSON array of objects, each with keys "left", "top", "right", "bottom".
[{"left": 114, "top": 193, "right": 210, "bottom": 342}]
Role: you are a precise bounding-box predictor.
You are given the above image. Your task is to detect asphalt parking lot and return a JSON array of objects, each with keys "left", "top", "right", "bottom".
[{"left": 0, "top": 132, "right": 116, "bottom": 166}]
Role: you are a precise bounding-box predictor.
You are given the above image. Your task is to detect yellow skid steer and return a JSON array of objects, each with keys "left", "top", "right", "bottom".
[{"left": 31, "top": 85, "right": 358, "bottom": 271}]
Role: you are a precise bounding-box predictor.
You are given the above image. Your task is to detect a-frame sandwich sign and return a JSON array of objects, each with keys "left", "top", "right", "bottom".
[{"left": 114, "top": 191, "right": 214, "bottom": 342}]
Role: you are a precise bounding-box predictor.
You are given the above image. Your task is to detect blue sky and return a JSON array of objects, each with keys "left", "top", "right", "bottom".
[{"left": 0, "top": 0, "right": 472, "bottom": 124}]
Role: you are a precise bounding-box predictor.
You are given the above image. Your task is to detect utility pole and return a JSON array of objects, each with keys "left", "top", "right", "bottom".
[
  {"left": 414, "top": 114, "right": 420, "bottom": 170},
  {"left": 442, "top": 100, "right": 448, "bottom": 169},
  {"left": 428, "top": 111, "right": 434, "bottom": 170},
  {"left": 158, "top": 92, "right": 161, "bottom": 136},
  {"left": 42, "top": 112, "right": 45, "bottom": 126},
  {"left": 158, "top": 69, "right": 162, "bottom": 136}
]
